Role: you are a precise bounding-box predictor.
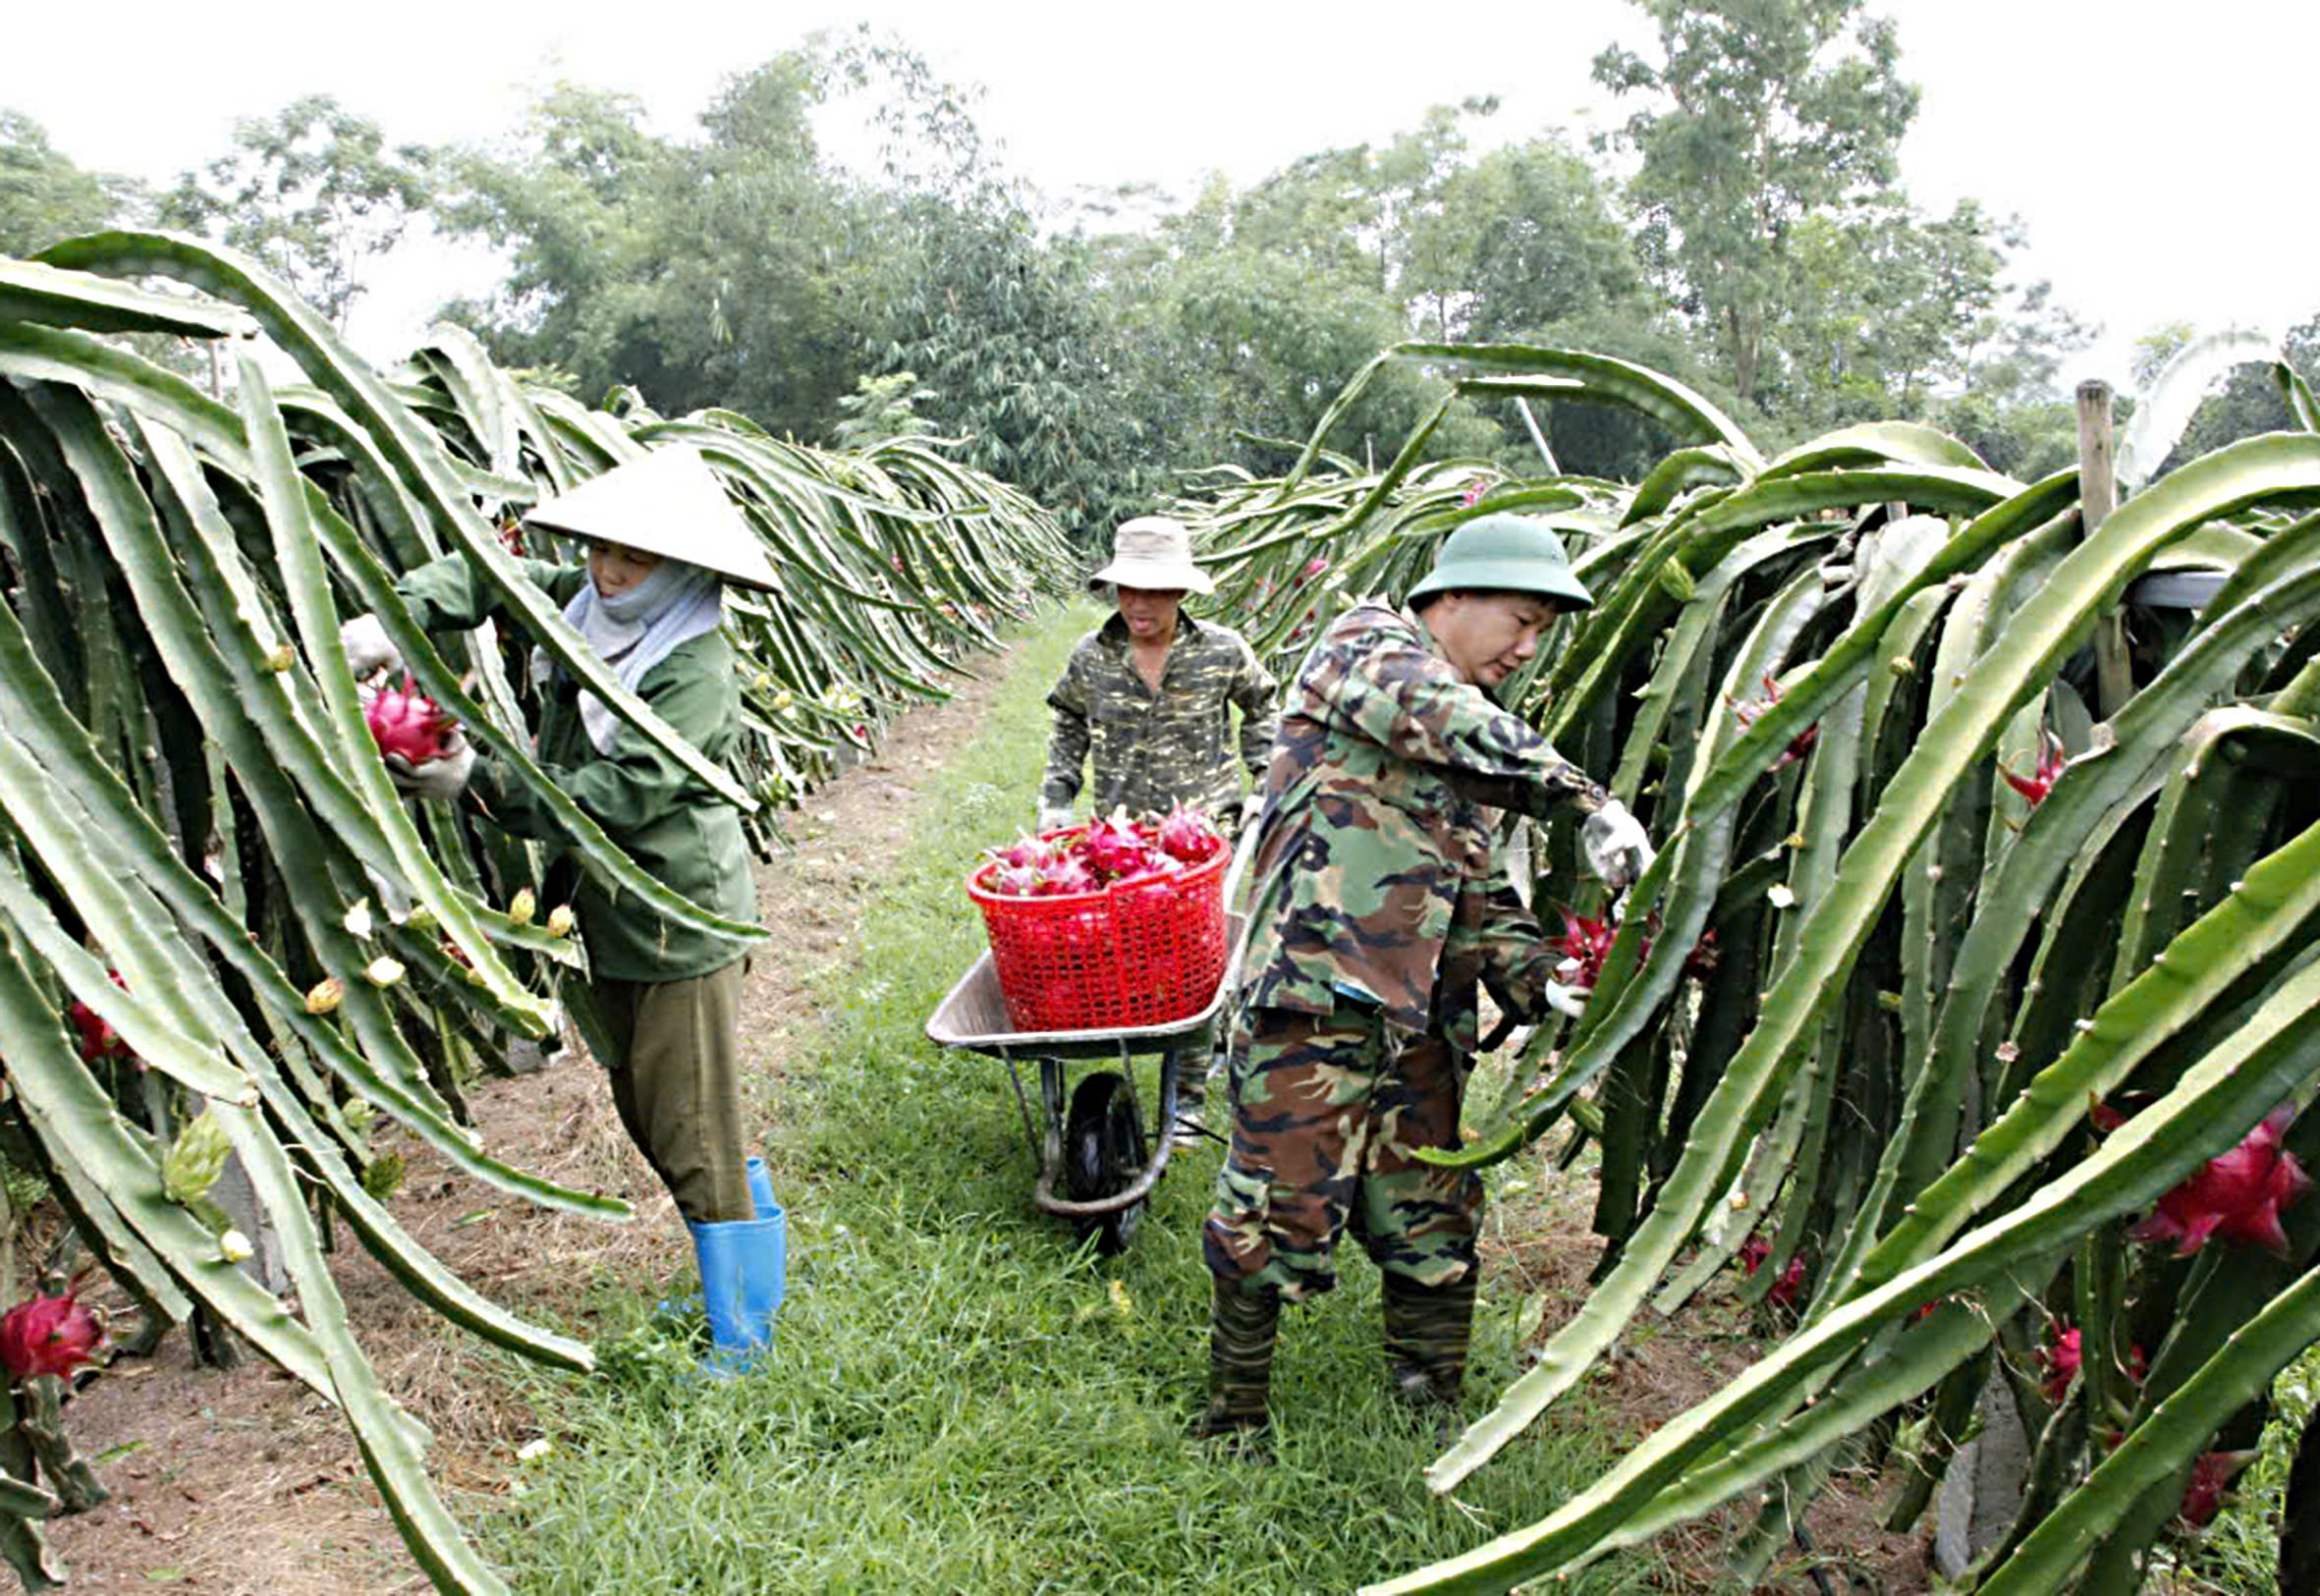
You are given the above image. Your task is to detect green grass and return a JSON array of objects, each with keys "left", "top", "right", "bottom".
[{"left": 477, "top": 607, "right": 1652, "bottom": 1595}]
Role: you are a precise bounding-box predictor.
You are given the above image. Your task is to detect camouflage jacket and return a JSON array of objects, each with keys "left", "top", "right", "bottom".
[
  {"left": 1040, "top": 613, "right": 1279, "bottom": 822},
  {"left": 1239, "top": 600, "right": 1611, "bottom": 1046}
]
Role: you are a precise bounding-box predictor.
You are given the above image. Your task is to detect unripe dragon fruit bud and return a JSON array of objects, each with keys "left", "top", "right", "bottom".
[
  {"left": 304, "top": 977, "right": 345, "bottom": 1015},
  {"left": 363, "top": 957, "right": 406, "bottom": 987},
  {"left": 507, "top": 889, "right": 537, "bottom": 927},
  {"left": 265, "top": 643, "right": 297, "bottom": 673},
  {"left": 547, "top": 905, "right": 576, "bottom": 937},
  {"left": 162, "top": 1109, "right": 233, "bottom": 1206},
  {"left": 218, "top": 1230, "right": 254, "bottom": 1264},
  {"left": 0, "top": 1286, "right": 103, "bottom": 1382}
]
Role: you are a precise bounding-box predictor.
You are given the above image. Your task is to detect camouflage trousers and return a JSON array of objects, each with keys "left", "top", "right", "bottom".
[{"left": 1202, "top": 1003, "right": 1482, "bottom": 1301}]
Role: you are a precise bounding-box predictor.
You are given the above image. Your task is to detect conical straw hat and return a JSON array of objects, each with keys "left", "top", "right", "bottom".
[{"left": 522, "top": 445, "right": 781, "bottom": 593}]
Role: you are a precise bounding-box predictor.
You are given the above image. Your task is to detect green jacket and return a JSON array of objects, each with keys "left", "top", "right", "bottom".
[
  {"left": 1240, "top": 599, "right": 1610, "bottom": 1048},
  {"left": 1040, "top": 612, "right": 1279, "bottom": 821},
  {"left": 395, "top": 556, "right": 758, "bottom": 982}
]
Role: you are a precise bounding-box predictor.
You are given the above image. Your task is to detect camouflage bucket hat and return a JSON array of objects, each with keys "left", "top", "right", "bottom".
[
  {"left": 1089, "top": 516, "right": 1215, "bottom": 595},
  {"left": 1406, "top": 513, "right": 1594, "bottom": 610}
]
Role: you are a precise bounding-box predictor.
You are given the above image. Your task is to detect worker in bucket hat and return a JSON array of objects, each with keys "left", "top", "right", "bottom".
[
  {"left": 1193, "top": 512, "right": 1655, "bottom": 1452},
  {"left": 1037, "top": 515, "right": 1280, "bottom": 1135},
  {"left": 337, "top": 445, "right": 785, "bottom": 1372},
  {"left": 1038, "top": 516, "right": 1279, "bottom": 838}
]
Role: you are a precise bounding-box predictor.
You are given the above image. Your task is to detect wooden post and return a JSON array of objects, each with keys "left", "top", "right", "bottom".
[{"left": 2075, "top": 380, "right": 2135, "bottom": 717}]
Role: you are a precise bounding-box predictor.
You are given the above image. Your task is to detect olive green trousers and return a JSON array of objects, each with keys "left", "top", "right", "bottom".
[{"left": 593, "top": 961, "right": 753, "bottom": 1224}]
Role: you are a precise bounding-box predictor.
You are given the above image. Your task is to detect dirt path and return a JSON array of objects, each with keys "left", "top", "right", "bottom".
[{"left": 36, "top": 645, "right": 1023, "bottom": 1594}]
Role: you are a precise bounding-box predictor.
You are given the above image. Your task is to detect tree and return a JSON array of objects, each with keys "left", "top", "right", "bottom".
[
  {"left": 1594, "top": 0, "right": 1919, "bottom": 410},
  {"left": 159, "top": 96, "right": 433, "bottom": 329},
  {"left": 0, "top": 110, "right": 141, "bottom": 256},
  {"left": 1420, "top": 135, "right": 1649, "bottom": 346},
  {"left": 436, "top": 65, "right": 866, "bottom": 436}
]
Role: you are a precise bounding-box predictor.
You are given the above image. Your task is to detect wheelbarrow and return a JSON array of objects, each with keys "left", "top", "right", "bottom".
[
  {"left": 923, "top": 910, "right": 1244, "bottom": 1254},
  {"left": 926, "top": 826, "right": 1261, "bottom": 1254}
]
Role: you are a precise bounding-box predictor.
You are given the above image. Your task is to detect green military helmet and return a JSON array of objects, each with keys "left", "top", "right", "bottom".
[{"left": 1406, "top": 513, "right": 1594, "bottom": 610}]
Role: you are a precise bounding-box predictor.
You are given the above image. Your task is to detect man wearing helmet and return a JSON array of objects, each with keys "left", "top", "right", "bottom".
[{"left": 1193, "top": 513, "right": 1655, "bottom": 1448}]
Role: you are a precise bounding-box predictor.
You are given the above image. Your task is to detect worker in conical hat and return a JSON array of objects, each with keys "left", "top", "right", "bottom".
[{"left": 336, "top": 444, "right": 785, "bottom": 1371}]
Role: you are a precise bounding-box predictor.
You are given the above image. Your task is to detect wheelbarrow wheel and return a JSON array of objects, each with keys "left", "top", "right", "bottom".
[{"left": 1065, "top": 1071, "right": 1147, "bottom": 1255}]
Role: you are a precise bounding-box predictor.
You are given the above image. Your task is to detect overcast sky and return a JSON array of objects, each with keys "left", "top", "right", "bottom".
[{"left": 12, "top": 0, "right": 2318, "bottom": 391}]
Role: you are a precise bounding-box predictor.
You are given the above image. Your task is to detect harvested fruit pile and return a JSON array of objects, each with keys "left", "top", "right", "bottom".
[
  {"left": 967, "top": 805, "right": 1232, "bottom": 1031},
  {"left": 976, "top": 804, "right": 1225, "bottom": 899}
]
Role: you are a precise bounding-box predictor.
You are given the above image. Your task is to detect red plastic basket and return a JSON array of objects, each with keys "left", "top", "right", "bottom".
[{"left": 966, "top": 845, "right": 1232, "bottom": 1032}]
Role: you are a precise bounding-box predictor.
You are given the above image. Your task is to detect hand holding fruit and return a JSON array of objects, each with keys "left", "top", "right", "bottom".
[
  {"left": 384, "top": 732, "right": 476, "bottom": 800},
  {"left": 339, "top": 613, "right": 402, "bottom": 680}
]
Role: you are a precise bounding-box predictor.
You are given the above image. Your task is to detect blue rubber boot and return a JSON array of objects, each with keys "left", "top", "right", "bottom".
[
  {"left": 657, "top": 1158, "right": 779, "bottom": 1319},
  {"left": 687, "top": 1207, "right": 786, "bottom": 1375}
]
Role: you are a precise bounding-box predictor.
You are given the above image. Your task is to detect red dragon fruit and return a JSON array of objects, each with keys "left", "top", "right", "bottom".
[
  {"left": 2176, "top": 1449, "right": 2258, "bottom": 1530},
  {"left": 1736, "top": 1235, "right": 1807, "bottom": 1306},
  {"left": 986, "top": 834, "right": 1052, "bottom": 871},
  {"left": 65, "top": 969, "right": 134, "bottom": 1065},
  {"left": 2002, "top": 731, "right": 2068, "bottom": 809},
  {"left": 2039, "top": 1326, "right": 2082, "bottom": 1402},
  {"left": 2128, "top": 1104, "right": 2312, "bottom": 1258},
  {"left": 1730, "top": 673, "right": 1819, "bottom": 769},
  {"left": 1554, "top": 909, "right": 1621, "bottom": 989},
  {"left": 1077, "top": 809, "right": 1154, "bottom": 882},
  {"left": 1034, "top": 854, "right": 1099, "bottom": 897},
  {"left": 988, "top": 862, "right": 1042, "bottom": 896},
  {"left": 1156, "top": 804, "right": 1225, "bottom": 864},
  {"left": 365, "top": 676, "right": 458, "bottom": 765},
  {"left": 0, "top": 1283, "right": 103, "bottom": 1382}
]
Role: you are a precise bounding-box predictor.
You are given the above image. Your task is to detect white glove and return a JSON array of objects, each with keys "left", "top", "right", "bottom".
[
  {"left": 385, "top": 733, "right": 476, "bottom": 800},
  {"left": 1543, "top": 979, "right": 1590, "bottom": 1020},
  {"left": 1581, "top": 800, "right": 1655, "bottom": 892},
  {"left": 1036, "top": 803, "right": 1073, "bottom": 835},
  {"left": 340, "top": 613, "right": 402, "bottom": 680}
]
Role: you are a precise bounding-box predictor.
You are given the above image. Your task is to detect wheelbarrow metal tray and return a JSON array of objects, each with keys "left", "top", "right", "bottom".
[{"left": 925, "top": 913, "right": 1244, "bottom": 1061}]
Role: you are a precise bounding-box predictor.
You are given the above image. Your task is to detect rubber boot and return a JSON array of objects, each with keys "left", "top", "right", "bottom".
[
  {"left": 1382, "top": 1269, "right": 1477, "bottom": 1425},
  {"left": 1188, "top": 1277, "right": 1279, "bottom": 1455},
  {"left": 687, "top": 1211, "right": 786, "bottom": 1375},
  {"left": 659, "top": 1157, "right": 781, "bottom": 1318}
]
